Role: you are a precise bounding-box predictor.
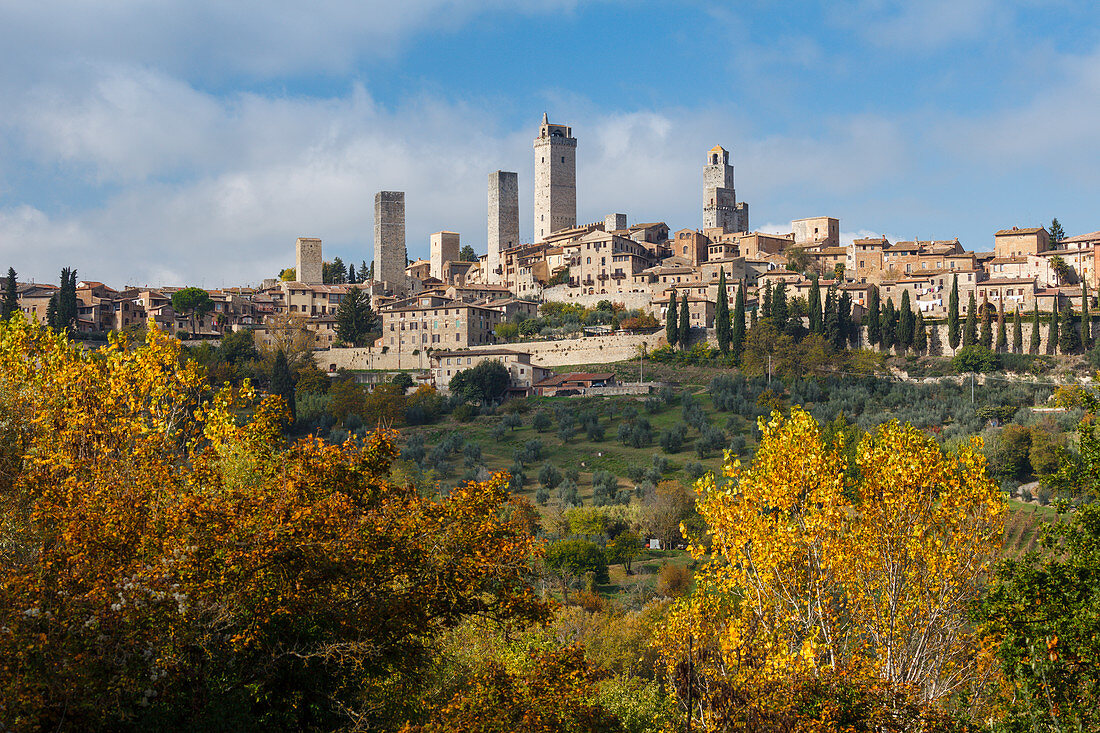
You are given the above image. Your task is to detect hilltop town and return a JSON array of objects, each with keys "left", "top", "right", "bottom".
[{"left": 6, "top": 113, "right": 1096, "bottom": 390}]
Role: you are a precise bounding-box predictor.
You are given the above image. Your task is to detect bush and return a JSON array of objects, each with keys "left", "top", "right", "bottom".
[
  {"left": 951, "top": 345, "right": 1001, "bottom": 373},
  {"left": 451, "top": 403, "right": 475, "bottom": 422},
  {"left": 656, "top": 563, "right": 692, "bottom": 597}
]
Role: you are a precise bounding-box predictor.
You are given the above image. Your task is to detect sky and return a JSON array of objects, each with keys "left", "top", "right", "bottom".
[{"left": 1, "top": 0, "right": 1099, "bottom": 287}]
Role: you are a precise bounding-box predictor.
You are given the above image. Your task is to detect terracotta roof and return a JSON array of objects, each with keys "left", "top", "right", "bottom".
[
  {"left": 995, "top": 227, "right": 1045, "bottom": 236},
  {"left": 535, "top": 372, "right": 615, "bottom": 387},
  {"left": 1059, "top": 231, "right": 1100, "bottom": 244}
]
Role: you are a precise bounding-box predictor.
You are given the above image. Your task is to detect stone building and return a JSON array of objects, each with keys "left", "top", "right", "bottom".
[
  {"left": 533, "top": 113, "right": 577, "bottom": 241},
  {"left": 792, "top": 217, "right": 839, "bottom": 247},
  {"left": 994, "top": 226, "right": 1050, "bottom": 259},
  {"left": 374, "top": 191, "right": 407, "bottom": 295},
  {"left": 488, "top": 170, "right": 519, "bottom": 284},
  {"left": 703, "top": 145, "right": 748, "bottom": 234},
  {"left": 429, "top": 231, "right": 460, "bottom": 279},
  {"left": 380, "top": 294, "right": 502, "bottom": 352},
  {"left": 295, "top": 237, "right": 323, "bottom": 285},
  {"left": 431, "top": 348, "right": 552, "bottom": 395}
]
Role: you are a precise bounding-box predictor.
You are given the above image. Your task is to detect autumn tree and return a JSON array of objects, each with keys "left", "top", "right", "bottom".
[
  {"left": 660, "top": 408, "right": 1005, "bottom": 729},
  {"left": 0, "top": 318, "right": 546, "bottom": 730}
]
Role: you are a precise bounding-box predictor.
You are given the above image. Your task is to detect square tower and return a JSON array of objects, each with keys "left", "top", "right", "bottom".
[
  {"left": 488, "top": 170, "right": 519, "bottom": 284},
  {"left": 429, "top": 231, "right": 460, "bottom": 279},
  {"left": 703, "top": 145, "right": 748, "bottom": 234},
  {"left": 604, "top": 213, "right": 627, "bottom": 232},
  {"left": 295, "top": 237, "right": 323, "bottom": 285},
  {"left": 374, "top": 191, "right": 407, "bottom": 295},
  {"left": 533, "top": 113, "right": 577, "bottom": 241}
]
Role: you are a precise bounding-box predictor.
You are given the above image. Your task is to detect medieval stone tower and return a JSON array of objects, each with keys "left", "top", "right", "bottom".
[
  {"left": 429, "top": 231, "right": 460, "bottom": 279},
  {"left": 488, "top": 170, "right": 519, "bottom": 284},
  {"left": 533, "top": 113, "right": 577, "bottom": 241},
  {"left": 703, "top": 145, "right": 748, "bottom": 234},
  {"left": 373, "top": 191, "right": 407, "bottom": 295},
  {"left": 295, "top": 237, "right": 323, "bottom": 285}
]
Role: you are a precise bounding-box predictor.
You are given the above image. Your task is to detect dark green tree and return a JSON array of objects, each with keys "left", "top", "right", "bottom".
[
  {"left": 678, "top": 292, "right": 690, "bottom": 348},
  {"left": 1, "top": 267, "right": 17, "bottom": 319},
  {"left": 807, "top": 274, "right": 822, "bottom": 335},
  {"left": 947, "top": 274, "right": 961, "bottom": 350},
  {"left": 347, "top": 264, "right": 357, "bottom": 284},
  {"left": 459, "top": 244, "right": 478, "bottom": 262},
  {"left": 450, "top": 360, "right": 511, "bottom": 403},
  {"left": 171, "top": 286, "right": 214, "bottom": 336},
  {"left": 731, "top": 280, "right": 746, "bottom": 361},
  {"left": 823, "top": 285, "right": 838, "bottom": 346},
  {"left": 335, "top": 286, "right": 376, "bottom": 347},
  {"left": 897, "top": 290, "right": 914, "bottom": 351},
  {"left": 963, "top": 291, "right": 978, "bottom": 348},
  {"left": 50, "top": 267, "right": 79, "bottom": 332},
  {"left": 771, "top": 281, "right": 788, "bottom": 333},
  {"left": 270, "top": 349, "right": 297, "bottom": 423},
  {"left": 362, "top": 260, "right": 372, "bottom": 281},
  {"left": 865, "top": 284, "right": 880, "bottom": 347},
  {"left": 837, "top": 290, "right": 854, "bottom": 347},
  {"left": 1059, "top": 300, "right": 1080, "bottom": 354},
  {"left": 715, "top": 269, "right": 730, "bottom": 353},
  {"left": 913, "top": 311, "right": 927, "bottom": 354},
  {"left": 665, "top": 290, "right": 678, "bottom": 347},
  {"left": 881, "top": 298, "right": 896, "bottom": 351},
  {"left": 1083, "top": 282, "right": 1092, "bottom": 350},
  {"left": 761, "top": 280, "right": 772, "bottom": 319},
  {"left": 995, "top": 299, "right": 1007, "bottom": 353},
  {"left": 1030, "top": 302, "right": 1041, "bottom": 355},
  {"left": 1012, "top": 307, "right": 1023, "bottom": 354},
  {"left": 1047, "top": 304, "right": 1059, "bottom": 355},
  {"left": 979, "top": 295, "right": 993, "bottom": 351},
  {"left": 45, "top": 295, "right": 58, "bottom": 329},
  {"left": 1049, "top": 217, "right": 1065, "bottom": 245}
]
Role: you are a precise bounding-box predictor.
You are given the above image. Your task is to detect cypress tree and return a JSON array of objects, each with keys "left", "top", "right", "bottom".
[
  {"left": 979, "top": 295, "right": 993, "bottom": 350},
  {"left": 2, "top": 267, "right": 17, "bottom": 319},
  {"left": 270, "top": 349, "right": 297, "bottom": 424},
  {"left": 716, "top": 269, "right": 730, "bottom": 353},
  {"left": 678, "top": 293, "right": 691, "bottom": 349},
  {"left": 1046, "top": 305, "right": 1058, "bottom": 355},
  {"left": 865, "top": 285, "right": 880, "bottom": 347},
  {"left": 1059, "top": 300, "right": 1080, "bottom": 354},
  {"left": 838, "top": 290, "right": 853, "bottom": 348},
  {"left": 995, "top": 299, "right": 1007, "bottom": 353},
  {"left": 46, "top": 295, "right": 58, "bottom": 329},
  {"left": 771, "top": 281, "right": 789, "bottom": 333},
  {"left": 808, "top": 274, "right": 822, "bottom": 335},
  {"left": 948, "top": 274, "right": 960, "bottom": 350},
  {"left": 1012, "top": 307, "right": 1023, "bottom": 354},
  {"left": 824, "top": 285, "right": 838, "bottom": 346},
  {"left": 750, "top": 305, "right": 758, "bottom": 329},
  {"left": 1030, "top": 302, "right": 1041, "bottom": 355},
  {"left": 761, "top": 281, "right": 772, "bottom": 319},
  {"left": 898, "top": 290, "right": 913, "bottom": 349},
  {"left": 914, "top": 311, "right": 927, "bottom": 354},
  {"left": 1082, "top": 283, "right": 1092, "bottom": 350},
  {"left": 731, "top": 280, "right": 746, "bottom": 360},
  {"left": 347, "top": 264, "right": 357, "bottom": 284},
  {"left": 881, "top": 298, "right": 896, "bottom": 351},
  {"left": 963, "top": 292, "right": 978, "bottom": 347},
  {"left": 665, "top": 290, "right": 678, "bottom": 347}
]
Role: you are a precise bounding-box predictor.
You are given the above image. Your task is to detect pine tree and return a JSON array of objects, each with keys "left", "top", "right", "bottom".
[
  {"left": 1, "top": 267, "right": 17, "bottom": 319},
  {"left": 823, "top": 285, "right": 838, "bottom": 346},
  {"left": 963, "top": 292, "right": 978, "bottom": 348},
  {"left": 979, "top": 295, "right": 993, "bottom": 350},
  {"left": 731, "top": 280, "right": 746, "bottom": 361},
  {"left": 761, "top": 281, "right": 772, "bottom": 319},
  {"left": 362, "top": 260, "right": 372, "bottom": 281},
  {"left": 914, "top": 311, "right": 927, "bottom": 354},
  {"left": 948, "top": 274, "right": 961, "bottom": 350},
  {"left": 1012, "top": 308, "right": 1023, "bottom": 354},
  {"left": 808, "top": 274, "right": 822, "bottom": 335},
  {"left": 335, "top": 286, "right": 376, "bottom": 347},
  {"left": 331, "top": 257, "right": 347, "bottom": 284},
  {"left": 771, "top": 281, "right": 788, "bottom": 333},
  {"left": 1050, "top": 218, "right": 1065, "bottom": 246},
  {"left": 865, "top": 285, "right": 880, "bottom": 347},
  {"left": 897, "top": 290, "right": 913, "bottom": 350},
  {"left": 881, "top": 298, "right": 896, "bottom": 352},
  {"left": 270, "top": 349, "right": 297, "bottom": 424},
  {"left": 1059, "top": 300, "right": 1080, "bottom": 354},
  {"left": 1082, "top": 283, "right": 1091, "bottom": 350},
  {"left": 1030, "top": 303, "right": 1041, "bottom": 355},
  {"left": 716, "top": 269, "right": 731, "bottom": 353},
  {"left": 665, "top": 290, "right": 678, "bottom": 347},
  {"left": 995, "top": 299, "right": 1007, "bottom": 353},
  {"left": 678, "top": 293, "right": 691, "bottom": 349},
  {"left": 1046, "top": 305, "right": 1058, "bottom": 355},
  {"left": 347, "top": 264, "right": 357, "bottom": 284}
]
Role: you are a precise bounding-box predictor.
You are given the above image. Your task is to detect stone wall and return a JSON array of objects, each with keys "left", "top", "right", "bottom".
[{"left": 540, "top": 285, "right": 656, "bottom": 313}]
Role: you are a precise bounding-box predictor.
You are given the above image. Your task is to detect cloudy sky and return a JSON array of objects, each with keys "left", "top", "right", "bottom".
[{"left": 1, "top": 0, "right": 1098, "bottom": 287}]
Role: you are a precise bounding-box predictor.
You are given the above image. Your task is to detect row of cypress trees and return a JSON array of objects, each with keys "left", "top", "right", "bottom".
[{"left": 864, "top": 285, "right": 931, "bottom": 354}]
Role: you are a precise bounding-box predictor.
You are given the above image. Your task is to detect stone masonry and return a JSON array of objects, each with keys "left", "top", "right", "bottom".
[
  {"left": 295, "top": 237, "right": 323, "bottom": 285},
  {"left": 703, "top": 145, "right": 748, "bottom": 233},
  {"left": 534, "top": 113, "right": 577, "bottom": 241},
  {"left": 429, "top": 231, "right": 460, "bottom": 279},
  {"left": 374, "top": 191, "right": 407, "bottom": 295},
  {"left": 488, "top": 171, "right": 519, "bottom": 284}
]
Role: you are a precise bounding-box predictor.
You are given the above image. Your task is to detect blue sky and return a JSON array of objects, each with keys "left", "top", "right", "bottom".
[{"left": 1, "top": 0, "right": 1098, "bottom": 286}]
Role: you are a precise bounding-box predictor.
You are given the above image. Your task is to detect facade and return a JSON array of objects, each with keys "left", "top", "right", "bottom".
[
  {"left": 295, "top": 237, "right": 323, "bottom": 285},
  {"left": 381, "top": 295, "right": 503, "bottom": 353},
  {"left": 429, "top": 231, "right": 460, "bottom": 279},
  {"left": 994, "top": 226, "right": 1050, "bottom": 259},
  {"left": 533, "top": 113, "right": 577, "bottom": 241},
  {"left": 792, "top": 217, "right": 840, "bottom": 247},
  {"left": 487, "top": 170, "right": 519, "bottom": 284},
  {"left": 702, "top": 145, "right": 748, "bottom": 233},
  {"left": 374, "top": 191, "right": 407, "bottom": 295},
  {"left": 432, "top": 348, "right": 552, "bottom": 395}
]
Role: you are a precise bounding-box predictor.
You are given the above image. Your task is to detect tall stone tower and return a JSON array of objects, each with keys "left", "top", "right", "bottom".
[
  {"left": 295, "top": 237, "right": 323, "bottom": 285},
  {"left": 373, "top": 191, "right": 407, "bottom": 295},
  {"left": 488, "top": 170, "right": 519, "bottom": 284},
  {"left": 703, "top": 145, "right": 748, "bottom": 233},
  {"left": 533, "top": 113, "right": 577, "bottom": 241},
  {"left": 429, "top": 231, "right": 460, "bottom": 279}
]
